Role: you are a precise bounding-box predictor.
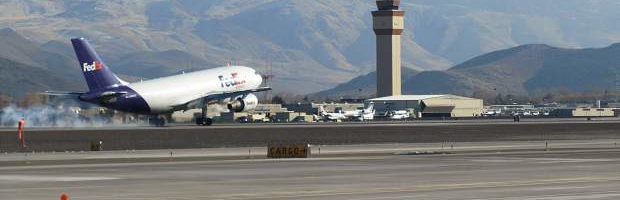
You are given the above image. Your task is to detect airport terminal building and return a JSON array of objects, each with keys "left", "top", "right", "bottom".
[{"left": 367, "top": 95, "right": 483, "bottom": 118}]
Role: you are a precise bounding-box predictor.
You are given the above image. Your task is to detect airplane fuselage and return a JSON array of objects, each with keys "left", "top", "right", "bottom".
[{"left": 80, "top": 66, "right": 263, "bottom": 114}]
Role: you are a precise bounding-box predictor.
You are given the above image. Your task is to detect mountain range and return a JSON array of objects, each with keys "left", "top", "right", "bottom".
[
  {"left": 316, "top": 43, "right": 620, "bottom": 99},
  {"left": 0, "top": 0, "right": 620, "bottom": 97}
]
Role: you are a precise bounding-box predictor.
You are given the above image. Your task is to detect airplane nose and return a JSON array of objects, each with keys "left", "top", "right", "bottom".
[{"left": 255, "top": 72, "right": 264, "bottom": 85}]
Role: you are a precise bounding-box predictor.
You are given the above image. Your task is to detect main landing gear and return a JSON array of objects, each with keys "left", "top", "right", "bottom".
[
  {"left": 195, "top": 106, "right": 213, "bottom": 126},
  {"left": 196, "top": 117, "right": 213, "bottom": 126},
  {"left": 149, "top": 116, "right": 166, "bottom": 127}
]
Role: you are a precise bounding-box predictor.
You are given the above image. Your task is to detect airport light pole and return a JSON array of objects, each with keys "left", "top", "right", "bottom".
[{"left": 297, "top": 102, "right": 302, "bottom": 121}]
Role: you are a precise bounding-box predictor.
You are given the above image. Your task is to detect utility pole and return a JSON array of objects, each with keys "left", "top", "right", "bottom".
[{"left": 615, "top": 70, "right": 620, "bottom": 102}]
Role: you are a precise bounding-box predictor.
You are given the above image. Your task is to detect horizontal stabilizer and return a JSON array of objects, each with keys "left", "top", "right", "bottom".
[{"left": 41, "top": 91, "right": 84, "bottom": 97}]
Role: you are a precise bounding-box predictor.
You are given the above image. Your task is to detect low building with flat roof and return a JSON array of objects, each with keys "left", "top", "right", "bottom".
[
  {"left": 366, "top": 95, "right": 483, "bottom": 118},
  {"left": 551, "top": 108, "right": 615, "bottom": 117}
]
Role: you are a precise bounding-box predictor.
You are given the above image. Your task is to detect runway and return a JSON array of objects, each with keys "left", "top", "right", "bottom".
[
  {"left": 1, "top": 117, "right": 619, "bottom": 131},
  {"left": 1, "top": 119, "right": 620, "bottom": 152},
  {"left": 1, "top": 140, "right": 619, "bottom": 200}
]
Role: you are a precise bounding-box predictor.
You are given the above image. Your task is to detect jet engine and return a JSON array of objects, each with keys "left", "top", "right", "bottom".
[{"left": 227, "top": 93, "right": 258, "bottom": 112}]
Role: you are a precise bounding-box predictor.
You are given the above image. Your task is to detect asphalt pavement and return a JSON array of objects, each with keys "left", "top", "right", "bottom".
[{"left": 1, "top": 140, "right": 620, "bottom": 200}]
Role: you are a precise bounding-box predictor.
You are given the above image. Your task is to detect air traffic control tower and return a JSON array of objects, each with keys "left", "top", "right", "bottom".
[{"left": 372, "top": 0, "right": 404, "bottom": 97}]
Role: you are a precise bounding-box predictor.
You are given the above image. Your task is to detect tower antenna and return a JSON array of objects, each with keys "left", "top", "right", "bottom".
[
  {"left": 262, "top": 61, "right": 274, "bottom": 103},
  {"left": 615, "top": 69, "right": 620, "bottom": 102}
]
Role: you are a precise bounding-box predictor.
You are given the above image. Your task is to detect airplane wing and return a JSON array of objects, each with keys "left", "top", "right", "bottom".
[
  {"left": 172, "top": 87, "right": 271, "bottom": 111},
  {"left": 204, "top": 87, "right": 271, "bottom": 101}
]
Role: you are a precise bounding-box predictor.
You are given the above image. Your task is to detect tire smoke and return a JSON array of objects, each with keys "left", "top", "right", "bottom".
[{"left": 0, "top": 104, "right": 144, "bottom": 128}]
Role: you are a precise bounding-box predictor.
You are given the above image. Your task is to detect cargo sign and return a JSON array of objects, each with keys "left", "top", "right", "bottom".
[{"left": 267, "top": 144, "right": 311, "bottom": 158}]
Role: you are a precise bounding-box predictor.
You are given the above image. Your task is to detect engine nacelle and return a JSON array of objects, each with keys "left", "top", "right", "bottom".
[{"left": 227, "top": 93, "right": 258, "bottom": 112}]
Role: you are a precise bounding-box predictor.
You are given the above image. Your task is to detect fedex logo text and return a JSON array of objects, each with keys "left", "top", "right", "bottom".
[
  {"left": 218, "top": 72, "right": 246, "bottom": 88},
  {"left": 83, "top": 61, "right": 103, "bottom": 72}
]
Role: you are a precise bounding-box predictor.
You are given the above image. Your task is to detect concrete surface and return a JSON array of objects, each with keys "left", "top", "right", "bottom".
[{"left": 1, "top": 140, "right": 619, "bottom": 200}]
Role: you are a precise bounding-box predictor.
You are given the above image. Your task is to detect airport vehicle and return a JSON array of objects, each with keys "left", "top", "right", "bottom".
[
  {"left": 483, "top": 109, "right": 501, "bottom": 116},
  {"left": 45, "top": 38, "right": 270, "bottom": 126},
  {"left": 387, "top": 110, "right": 410, "bottom": 120}
]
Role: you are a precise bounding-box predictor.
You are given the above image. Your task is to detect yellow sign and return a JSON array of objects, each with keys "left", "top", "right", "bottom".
[{"left": 268, "top": 144, "right": 310, "bottom": 158}]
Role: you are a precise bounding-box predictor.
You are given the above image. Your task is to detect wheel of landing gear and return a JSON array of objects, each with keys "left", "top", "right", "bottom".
[
  {"left": 149, "top": 117, "right": 166, "bottom": 127},
  {"left": 158, "top": 117, "right": 166, "bottom": 127},
  {"left": 204, "top": 118, "right": 213, "bottom": 126},
  {"left": 196, "top": 116, "right": 213, "bottom": 126}
]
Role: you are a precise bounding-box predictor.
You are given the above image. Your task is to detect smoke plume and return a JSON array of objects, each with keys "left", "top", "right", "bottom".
[{"left": 0, "top": 103, "right": 144, "bottom": 128}]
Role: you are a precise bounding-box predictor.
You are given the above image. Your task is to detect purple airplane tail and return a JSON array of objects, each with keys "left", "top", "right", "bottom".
[{"left": 71, "top": 38, "right": 124, "bottom": 91}]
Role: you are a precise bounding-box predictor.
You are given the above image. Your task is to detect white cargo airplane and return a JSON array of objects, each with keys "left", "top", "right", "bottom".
[{"left": 45, "top": 38, "right": 270, "bottom": 126}]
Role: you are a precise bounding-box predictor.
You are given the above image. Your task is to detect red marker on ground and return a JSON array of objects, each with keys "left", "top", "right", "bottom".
[
  {"left": 17, "top": 118, "right": 25, "bottom": 148},
  {"left": 60, "top": 193, "right": 69, "bottom": 200}
]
